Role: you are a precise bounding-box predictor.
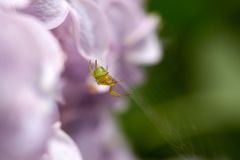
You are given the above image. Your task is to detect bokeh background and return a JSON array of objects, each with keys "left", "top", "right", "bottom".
[{"left": 118, "top": 0, "right": 240, "bottom": 159}]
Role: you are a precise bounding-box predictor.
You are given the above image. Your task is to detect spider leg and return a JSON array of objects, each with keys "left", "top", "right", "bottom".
[
  {"left": 95, "top": 60, "right": 98, "bottom": 69},
  {"left": 89, "top": 60, "right": 94, "bottom": 76},
  {"left": 109, "top": 84, "right": 122, "bottom": 97}
]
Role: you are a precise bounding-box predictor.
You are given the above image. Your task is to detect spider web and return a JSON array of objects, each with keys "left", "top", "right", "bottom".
[{"left": 118, "top": 81, "right": 219, "bottom": 160}]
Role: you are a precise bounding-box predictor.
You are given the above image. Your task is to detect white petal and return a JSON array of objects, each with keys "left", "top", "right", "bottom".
[
  {"left": 126, "top": 35, "right": 162, "bottom": 65},
  {"left": 86, "top": 76, "right": 109, "bottom": 94}
]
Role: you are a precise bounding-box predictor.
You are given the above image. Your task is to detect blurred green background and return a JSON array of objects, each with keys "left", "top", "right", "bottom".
[{"left": 118, "top": 0, "right": 240, "bottom": 159}]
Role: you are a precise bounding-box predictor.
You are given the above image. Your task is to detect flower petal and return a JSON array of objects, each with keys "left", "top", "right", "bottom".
[
  {"left": 68, "top": 0, "right": 111, "bottom": 61},
  {"left": 0, "top": 10, "right": 64, "bottom": 160},
  {"left": 22, "top": 0, "right": 69, "bottom": 29},
  {"left": 126, "top": 35, "right": 162, "bottom": 65},
  {"left": 0, "top": 0, "right": 30, "bottom": 8},
  {"left": 67, "top": 111, "right": 137, "bottom": 160},
  {"left": 43, "top": 122, "right": 82, "bottom": 160},
  {"left": 103, "top": 0, "right": 144, "bottom": 43},
  {"left": 124, "top": 15, "right": 159, "bottom": 46}
]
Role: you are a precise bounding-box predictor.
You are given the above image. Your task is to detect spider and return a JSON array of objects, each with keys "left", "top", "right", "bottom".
[{"left": 89, "top": 60, "right": 126, "bottom": 97}]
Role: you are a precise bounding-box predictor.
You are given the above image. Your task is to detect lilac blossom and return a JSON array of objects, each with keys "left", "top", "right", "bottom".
[
  {"left": 0, "top": 2, "right": 81, "bottom": 160},
  {"left": 52, "top": 0, "right": 161, "bottom": 160},
  {"left": 0, "top": 0, "right": 162, "bottom": 160}
]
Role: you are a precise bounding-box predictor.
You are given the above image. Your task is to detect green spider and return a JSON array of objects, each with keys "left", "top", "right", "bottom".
[{"left": 89, "top": 60, "right": 124, "bottom": 97}]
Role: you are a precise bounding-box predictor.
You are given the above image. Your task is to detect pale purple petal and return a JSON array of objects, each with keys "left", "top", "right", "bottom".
[
  {"left": 101, "top": 1, "right": 162, "bottom": 65},
  {"left": 103, "top": 0, "right": 144, "bottom": 43},
  {"left": 42, "top": 122, "right": 82, "bottom": 160},
  {"left": 0, "top": 86, "right": 56, "bottom": 160},
  {"left": 65, "top": 110, "right": 137, "bottom": 160},
  {"left": 22, "top": 0, "right": 69, "bottom": 29},
  {"left": 68, "top": 0, "right": 111, "bottom": 61},
  {"left": 0, "top": 10, "right": 64, "bottom": 160},
  {"left": 0, "top": 10, "right": 64, "bottom": 92},
  {"left": 124, "top": 15, "right": 159, "bottom": 46},
  {"left": 0, "top": 0, "right": 30, "bottom": 8}
]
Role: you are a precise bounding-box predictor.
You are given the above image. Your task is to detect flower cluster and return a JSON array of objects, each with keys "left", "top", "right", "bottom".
[{"left": 0, "top": 0, "right": 161, "bottom": 160}]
